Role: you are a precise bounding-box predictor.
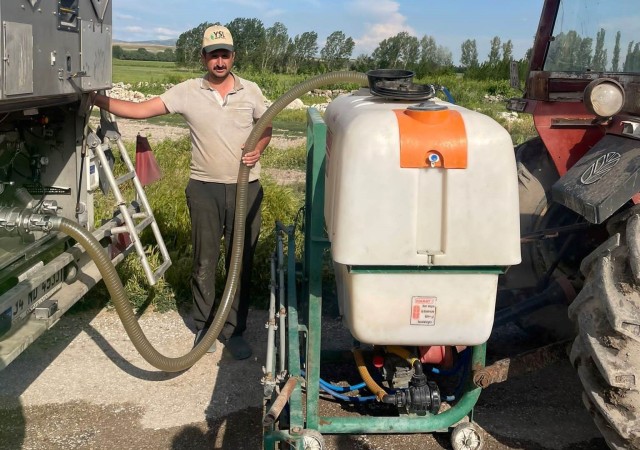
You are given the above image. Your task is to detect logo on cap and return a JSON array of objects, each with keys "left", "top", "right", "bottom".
[
  {"left": 202, "top": 25, "right": 234, "bottom": 53},
  {"left": 211, "top": 30, "right": 226, "bottom": 40}
]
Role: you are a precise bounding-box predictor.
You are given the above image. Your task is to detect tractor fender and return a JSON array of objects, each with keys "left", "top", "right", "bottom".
[{"left": 551, "top": 134, "right": 640, "bottom": 224}]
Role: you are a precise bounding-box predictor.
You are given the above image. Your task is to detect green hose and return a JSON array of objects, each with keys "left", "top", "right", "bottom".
[{"left": 52, "top": 71, "right": 369, "bottom": 372}]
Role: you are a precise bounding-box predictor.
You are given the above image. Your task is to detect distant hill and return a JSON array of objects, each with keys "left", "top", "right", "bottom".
[
  {"left": 114, "top": 39, "right": 176, "bottom": 46},
  {"left": 113, "top": 39, "right": 176, "bottom": 53}
]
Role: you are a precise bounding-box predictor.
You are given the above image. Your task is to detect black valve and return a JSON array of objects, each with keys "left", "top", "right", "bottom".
[{"left": 382, "top": 360, "right": 441, "bottom": 415}]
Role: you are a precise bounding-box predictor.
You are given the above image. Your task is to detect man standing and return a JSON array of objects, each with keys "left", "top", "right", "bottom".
[{"left": 92, "top": 25, "right": 272, "bottom": 360}]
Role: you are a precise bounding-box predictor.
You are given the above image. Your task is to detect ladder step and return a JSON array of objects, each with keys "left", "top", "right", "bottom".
[
  {"left": 154, "top": 260, "right": 171, "bottom": 279},
  {"left": 134, "top": 216, "right": 154, "bottom": 233},
  {"left": 115, "top": 171, "right": 136, "bottom": 186},
  {"left": 110, "top": 216, "right": 154, "bottom": 236}
]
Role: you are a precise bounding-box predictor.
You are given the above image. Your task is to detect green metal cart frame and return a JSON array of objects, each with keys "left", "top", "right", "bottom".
[{"left": 262, "top": 108, "right": 488, "bottom": 449}]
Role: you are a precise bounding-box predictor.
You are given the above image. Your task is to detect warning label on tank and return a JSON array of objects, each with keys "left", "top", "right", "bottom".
[{"left": 410, "top": 296, "right": 437, "bottom": 326}]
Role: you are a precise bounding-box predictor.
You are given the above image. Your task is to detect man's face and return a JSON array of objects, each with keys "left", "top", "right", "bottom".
[{"left": 203, "top": 49, "right": 235, "bottom": 79}]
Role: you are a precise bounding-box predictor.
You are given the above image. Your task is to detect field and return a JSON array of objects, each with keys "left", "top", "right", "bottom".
[
  {"left": 89, "top": 60, "right": 537, "bottom": 313},
  {"left": 112, "top": 59, "right": 200, "bottom": 85}
]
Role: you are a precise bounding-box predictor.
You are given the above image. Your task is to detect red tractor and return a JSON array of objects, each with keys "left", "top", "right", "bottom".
[{"left": 502, "top": 1, "right": 640, "bottom": 448}]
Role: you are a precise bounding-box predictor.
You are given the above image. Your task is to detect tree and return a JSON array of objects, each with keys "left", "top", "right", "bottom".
[
  {"left": 288, "top": 31, "right": 318, "bottom": 74},
  {"left": 372, "top": 32, "right": 419, "bottom": 70},
  {"left": 502, "top": 40, "right": 513, "bottom": 63},
  {"left": 112, "top": 45, "right": 124, "bottom": 60},
  {"left": 418, "top": 35, "right": 438, "bottom": 75},
  {"left": 351, "top": 53, "right": 375, "bottom": 73},
  {"left": 320, "top": 31, "right": 355, "bottom": 71},
  {"left": 157, "top": 48, "right": 176, "bottom": 62},
  {"left": 399, "top": 33, "right": 420, "bottom": 70},
  {"left": 576, "top": 37, "right": 593, "bottom": 69},
  {"left": 547, "top": 30, "right": 581, "bottom": 70},
  {"left": 488, "top": 36, "right": 501, "bottom": 66},
  {"left": 612, "top": 31, "right": 621, "bottom": 71},
  {"left": 260, "top": 22, "right": 289, "bottom": 72},
  {"left": 175, "top": 22, "right": 213, "bottom": 68},
  {"left": 626, "top": 42, "right": 640, "bottom": 71},
  {"left": 226, "top": 18, "right": 266, "bottom": 70},
  {"left": 460, "top": 39, "right": 479, "bottom": 68},
  {"left": 623, "top": 41, "right": 634, "bottom": 71},
  {"left": 435, "top": 46, "right": 453, "bottom": 69},
  {"left": 372, "top": 36, "right": 402, "bottom": 68},
  {"left": 592, "top": 28, "right": 607, "bottom": 71},
  {"left": 417, "top": 35, "right": 454, "bottom": 76}
]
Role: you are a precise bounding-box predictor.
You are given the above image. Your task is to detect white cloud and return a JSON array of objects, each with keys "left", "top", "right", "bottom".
[
  {"left": 115, "top": 13, "right": 134, "bottom": 20},
  {"left": 346, "top": 0, "right": 415, "bottom": 54},
  {"left": 124, "top": 26, "right": 144, "bottom": 33},
  {"left": 153, "top": 27, "right": 180, "bottom": 37}
]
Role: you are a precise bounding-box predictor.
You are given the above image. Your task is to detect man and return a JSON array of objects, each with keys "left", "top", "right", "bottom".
[{"left": 92, "top": 25, "right": 272, "bottom": 360}]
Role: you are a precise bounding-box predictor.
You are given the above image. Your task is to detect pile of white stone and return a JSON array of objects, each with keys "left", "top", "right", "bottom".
[
  {"left": 108, "top": 82, "right": 338, "bottom": 112},
  {"left": 106, "top": 82, "right": 159, "bottom": 102},
  {"left": 274, "top": 98, "right": 331, "bottom": 112}
]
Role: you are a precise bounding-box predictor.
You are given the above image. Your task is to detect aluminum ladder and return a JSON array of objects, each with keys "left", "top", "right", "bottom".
[{"left": 86, "top": 109, "right": 171, "bottom": 285}]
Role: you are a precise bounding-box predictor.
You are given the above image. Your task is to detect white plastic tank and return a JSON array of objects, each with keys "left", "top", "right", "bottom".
[{"left": 324, "top": 89, "right": 521, "bottom": 346}]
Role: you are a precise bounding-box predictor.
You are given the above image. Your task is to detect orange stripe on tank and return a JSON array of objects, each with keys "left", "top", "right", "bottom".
[{"left": 394, "top": 108, "right": 468, "bottom": 169}]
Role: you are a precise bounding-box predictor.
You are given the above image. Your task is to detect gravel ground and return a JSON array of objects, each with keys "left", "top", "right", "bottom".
[{"left": 0, "top": 306, "right": 605, "bottom": 450}]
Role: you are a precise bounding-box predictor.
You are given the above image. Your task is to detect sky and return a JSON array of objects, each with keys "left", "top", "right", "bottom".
[{"left": 111, "top": 0, "right": 546, "bottom": 65}]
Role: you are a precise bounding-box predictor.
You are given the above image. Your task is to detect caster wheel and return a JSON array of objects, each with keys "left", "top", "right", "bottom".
[
  {"left": 451, "top": 422, "right": 485, "bottom": 450},
  {"left": 300, "top": 429, "right": 324, "bottom": 450}
]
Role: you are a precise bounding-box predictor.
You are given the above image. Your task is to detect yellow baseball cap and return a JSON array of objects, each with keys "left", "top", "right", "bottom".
[{"left": 202, "top": 25, "right": 234, "bottom": 53}]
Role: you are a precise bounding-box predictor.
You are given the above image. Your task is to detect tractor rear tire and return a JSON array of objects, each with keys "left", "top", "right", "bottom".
[
  {"left": 568, "top": 211, "right": 640, "bottom": 449},
  {"left": 504, "top": 137, "right": 576, "bottom": 341}
]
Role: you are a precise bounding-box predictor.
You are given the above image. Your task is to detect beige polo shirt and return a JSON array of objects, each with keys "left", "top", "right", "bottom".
[{"left": 160, "top": 73, "right": 268, "bottom": 183}]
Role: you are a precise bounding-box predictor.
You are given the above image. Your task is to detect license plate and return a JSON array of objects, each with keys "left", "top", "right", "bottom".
[{"left": 13, "top": 269, "right": 64, "bottom": 322}]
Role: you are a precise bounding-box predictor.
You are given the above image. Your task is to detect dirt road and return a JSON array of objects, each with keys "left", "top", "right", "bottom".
[{"left": 0, "top": 306, "right": 604, "bottom": 450}]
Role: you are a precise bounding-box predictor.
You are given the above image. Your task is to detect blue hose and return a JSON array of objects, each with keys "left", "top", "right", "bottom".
[
  {"left": 301, "top": 370, "right": 375, "bottom": 403},
  {"left": 429, "top": 348, "right": 472, "bottom": 402},
  {"left": 430, "top": 347, "right": 471, "bottom": 376},
  {"left": 320, "top": 385, "right": 377, "bottom": 403},
  {"left": 320, "top": 378, "right": 366, "bottom": 393},
  {"left": 440, "top": 86, "right": 456, "bottom": 104}
]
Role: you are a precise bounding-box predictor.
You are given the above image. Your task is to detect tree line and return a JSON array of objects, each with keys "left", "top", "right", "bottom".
[
  {"left": 546, "top": 29, "right": 640, "bottom": 72},
  {"left": 111, "top": 18, "right": 525, "bottom": 79},
  {"left": 112, "top": 45, "right": 176, "bottom": 62},
  {"left": 171, "top": 19, "right": 525, "bottom": 79}
]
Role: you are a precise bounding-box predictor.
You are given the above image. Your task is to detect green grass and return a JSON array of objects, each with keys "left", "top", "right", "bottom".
[
  {"left": 112, "top": 59, "right": 202, "bottom": 85},
  {"left": 90, "top": 136, "right": 304, "bottom": 313},
  {"left": 262, "top": 142, "right": 306, "bottom": 171}
]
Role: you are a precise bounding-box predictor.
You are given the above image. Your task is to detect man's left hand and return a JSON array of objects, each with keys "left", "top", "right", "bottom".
[{"left": 241, "top": 146, "right": 262, "bottom": 167}]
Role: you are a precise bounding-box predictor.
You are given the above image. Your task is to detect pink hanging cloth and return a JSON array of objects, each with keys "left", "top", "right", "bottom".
[{"left": 135, "top": 134, "right": 162, "bottom": 186}]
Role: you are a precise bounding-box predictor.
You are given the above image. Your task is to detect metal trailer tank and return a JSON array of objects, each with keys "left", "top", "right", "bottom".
[
  {"left": 323, "top": 88, "right": 522, "bottom": 346},
  {"left": 0, "top": 0, "right": 167, "bottom": 370}
]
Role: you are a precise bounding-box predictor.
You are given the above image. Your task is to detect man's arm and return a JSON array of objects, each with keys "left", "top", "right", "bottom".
[
  {"left": 91, "top": 93, "right": 169, "bottom": 119},
  {"left": 242, "top": 124, "right": 273, "bottom": 167}
]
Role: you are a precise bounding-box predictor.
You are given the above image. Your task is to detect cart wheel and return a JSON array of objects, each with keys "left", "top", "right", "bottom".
[
  {"left": 300, "top": 429, "right": 324, "bottom": 450},
  {"left": 451, "top": 422, "right": 484, "bottom": 450}
]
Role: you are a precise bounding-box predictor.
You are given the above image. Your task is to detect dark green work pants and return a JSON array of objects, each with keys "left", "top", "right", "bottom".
[{"left": 185, "top": 178, "right": 263, "bottom": 339}]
